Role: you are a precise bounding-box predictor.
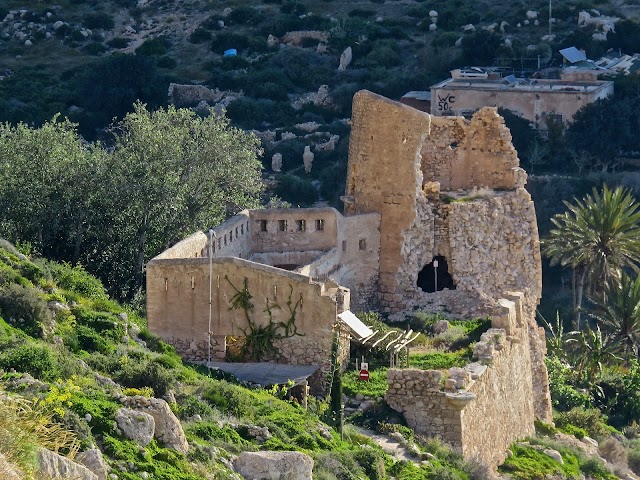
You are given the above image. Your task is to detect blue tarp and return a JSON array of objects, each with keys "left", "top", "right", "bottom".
[{"left": 223, "top": 49, "right": 237, "bottom": 57}]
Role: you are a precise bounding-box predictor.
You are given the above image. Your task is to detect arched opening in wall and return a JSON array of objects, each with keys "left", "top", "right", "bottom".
[{"left": 417, "top": 256, "right": 456, "bottom": 293}]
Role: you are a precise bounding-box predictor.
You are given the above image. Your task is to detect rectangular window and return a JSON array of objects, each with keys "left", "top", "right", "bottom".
[
  {"left": 316, "top": 219, "right": 324, "bottom": 231},
  {"left": 224, "top": 235, "right": 227, "bottom": 246},
  {"left": 260, "top": 220, "right": 267, "bottom": 232},
  {"left": 342, "top": 240, "right": 347, "bottom": 252},
  {"left": 235, "top": 227, "right": 239, "bottom": 237},
  {"left": 240, "top": 224, "right": 244, "bottom": 235},
  {"left": 229, "top": 230, "right": 232, "bottom": 242},
  {"left": 359, "top": 239, "right": 366, "bottom": 250},
  {"left": 279, "top": 220, "right": 287, "bottom": 232},
  {"left": 217, "top": 239, "right": 221, "bottom": 250},
  {"left": 296, "top": 220, "right": 306, "bottom": 232}
]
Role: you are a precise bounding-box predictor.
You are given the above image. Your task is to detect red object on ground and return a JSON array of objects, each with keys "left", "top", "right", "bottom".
[{"left": 359, "top": 369, "right": 369, "bottom": 381}]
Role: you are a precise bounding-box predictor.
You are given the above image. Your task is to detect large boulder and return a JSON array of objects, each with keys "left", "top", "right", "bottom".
[
  {"left": 76, "top": 448, "right": 110, "bottom": 480},
  {"left": 122, "top": 396, "right": 189, "bottom": 454},
  {"left": 37, "top": 448, "right": 98, "bottom": 480},
  {"left": 115, "top": 407, "right": 155, "bottom": 446},
  {"left": 235, "top": 451, "right": 313, "bottom": 480}
]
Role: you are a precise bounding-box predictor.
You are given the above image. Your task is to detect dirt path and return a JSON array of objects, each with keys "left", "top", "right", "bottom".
[{"left": 354, "top": 427, "right": 415, "bottom": 463}]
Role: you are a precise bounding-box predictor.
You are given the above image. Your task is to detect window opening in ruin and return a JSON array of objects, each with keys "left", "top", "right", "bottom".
[
  {"left": 450, "top": 142, "right": 458, "bottom": 149},
  {"left": 297, "top": 220, "right": 306, "bottom": 232},
  {"left": 229, "top": 231, "right": 232, "bottom": 242},
  {"left": 417, "top": 256, "right": 456, "bottom": 293},
  {"left": 316, "top": 219, "right": 324, "bottom": 231},
  {"left": 224, "top": 235, "right": 227, "bottom": 246},
  {"left": 279, "top": 220, "right": 287, "bottom": 231},
  {"left": 217, "top": 239, "right": 221, "bottom": 250},
  {"left": 260, "top": 220, "right": 267, "bottom": 232},
  {"left": 241, "top": 224, "right": 244, "bottom": 235},
  {"left": 359, "top": 239, "right": 366, "bottom": 250},
  {"left": 235, "top": 227, "right": 239, "bottom": 237},
  {"left": 342, "top": 240, "right": 347, "bottom": 252}
]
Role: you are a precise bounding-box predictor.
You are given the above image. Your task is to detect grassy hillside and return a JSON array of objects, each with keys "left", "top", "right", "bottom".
[{"left": 0, "top": 239, "right": 483, "bottom": 479}]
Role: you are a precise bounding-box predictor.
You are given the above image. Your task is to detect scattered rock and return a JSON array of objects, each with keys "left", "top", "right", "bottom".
[
  {"left": 37, "top": 448, "right": 98, "bottom": 480},
  {"left": 303, "top": 145, "right": 314, "bottom": 173},
  {"left": 526, "top": 10, "right": 538, "bottom": 20},
  {"left": 432, "top": 319, "right": 450, "bottom": 334},
  {"left": 338, "top": 46, "right": 352, "bottom": 71},
  {"left": 267, "top": 34, "right": 279, "bottom": 48},
  {"left": 429, "top": 23, "right": 437, "bottom": 32},
  {"left": 271, "top": 153, "right": 282, "bottom": 172},
  {"left": 53, "top": 20, "right": 65, "bottom": 30},
  {"left": 462, "top": 24, "right": 475, "bottom": 32},
  {"left": 115, "top": 408, "right": 155, "bottom": 446},
  {"left": 235, "top": 451, "right": 313, "bottom": 480},
  {"left": 0, "top": 452, "right": 24, "bottom": 480},
  {"left": 543, "top": 448, "right": 564, "bottom": 464},
  {"left": 282, "top": 30, "right": 329, "bottom": 46}
]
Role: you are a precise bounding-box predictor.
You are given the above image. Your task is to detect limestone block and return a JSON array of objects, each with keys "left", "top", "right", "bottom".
[
  {"left": 303, "top": 145, "right": 314, "bottom": 173},
  {"left": 235, "top": 451, "right": 313, "bottom": 480},
  {"left": 271, "top": 153, "right": 282, "bottom": 172},
  {"left": 37, "top": 448, "right": 98, "bottom": 480},
  {"left": 115, "top": 408, "right": 155, "bottom": 446},
  {"left": 76, "top": 449, "right": 109, "bottom": 480},
  {"left": 338, "top": 46, "right": 352, "bottom": 71}
]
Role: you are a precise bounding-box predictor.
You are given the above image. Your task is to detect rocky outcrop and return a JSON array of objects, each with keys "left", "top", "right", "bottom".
[
  {"left": 235, "top": 451, "right": 314, "bottom": 480},
  {"left": 121, "top": 396, "right": 189, "bottom": 454},
  {"left": 115, "top": 408, "right": 155, "bottom": 446},
  {"left": 281, "top": 30, "right": 329, "bottom": 46},
  {"left": 0, "top": 453, "right": 24, "bottom": 480},
  {"left": 37, "top": 448, "right": 98, "bottom": 480},
  {"left": 76, "top": 448, "right": 110, "bottom": 480}
]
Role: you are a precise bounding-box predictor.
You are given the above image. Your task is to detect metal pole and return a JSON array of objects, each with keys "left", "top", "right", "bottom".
[
  {"left": 208, "top": 229, "right": 214, "bottom": 366},
  {"left": 433, "top": 259, "right": 439, "bottom": 292},
  {"left": 549, "top": 0, "right": 552, "bottom": 37}
]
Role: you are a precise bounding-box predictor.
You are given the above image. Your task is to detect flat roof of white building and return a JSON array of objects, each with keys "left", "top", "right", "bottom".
[{"left": 430, "top": 77, "right": 612, "bottom": 94}]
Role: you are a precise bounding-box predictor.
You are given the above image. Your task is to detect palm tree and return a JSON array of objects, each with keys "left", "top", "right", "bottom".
[
  {"left": 589, "top": 271, "right": 640, "bottom": 361},
  {"left": 566, "top": 325, "right": 619, "bottom": 384},
  {"left": 544, "top": 186, "right": 640, "bottom": 329}
]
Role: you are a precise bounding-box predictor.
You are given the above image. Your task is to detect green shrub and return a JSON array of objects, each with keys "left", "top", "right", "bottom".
[
  {"left": 115, "top": 360, "right": 175, "bottom": 397},
  {"left": 280, "top": 2, "right": 306, "bottom": 15},
  {"left": 210, "top": 32, "right": 251, "bottom": 53},
  {"left": 46, "top": 262, "right": 107, "bottom": 299},
  {"left": 555, "top": 407, "right": 611, "bottom": 441},
  {"left": 75, "top": 324, "right": 115, "bottom": 354},
  {"left": 136, "top": 37, "right": 171, "bottom": 56},
  {"left": 0, "top": 344, "right": 61, "bottom": 380},
  {"left": 107, "top": 37, "right": 129, "bottom": 49},
  {"left": 83, "top": 12, "right": 114, "bottom": 30},
  {"left": 188, "top": 27, "right": 212, "bottom": 44},
  {"left": 83, "top": 42, "right": 108, "bottom": 55},
  {"left": 202, "top": 381, "right": 252, "bottom": 417},
  {"left": 628, "top": 443, "right": 640, "bottom": 475},
  {"left": 174, "top": 396, "right": 213, "bottom": 420},
  {"left": 0, "top": 283, "right": 48, "bottom": 337},
  {"left": 227, "top": 6, "right": 261, "bottom": 26},
  {"left": 274, "top": 175, "right": 319, "bottom": 207},
  {"left": 546, "top": 356, "right": 592, "bottom": 411},
  {"left": 560, "top": 424, "right": 587, "bottom": 439}
]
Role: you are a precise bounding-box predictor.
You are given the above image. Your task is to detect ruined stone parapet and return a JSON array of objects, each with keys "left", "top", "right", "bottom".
[{"left": 385, "top": 293, "right": 546, "bottom": 471}]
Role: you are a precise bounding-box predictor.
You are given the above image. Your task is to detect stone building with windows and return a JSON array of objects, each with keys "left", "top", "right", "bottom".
[
  {"left": 430, "top": 68, "right": 613, "bottom": 128},
  {"left": 147, "top": 90, "right": 552, "bottom": 471}
]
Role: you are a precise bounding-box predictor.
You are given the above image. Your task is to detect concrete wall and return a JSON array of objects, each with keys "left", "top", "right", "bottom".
[{"left": 430, "top": 81, "right": 614, "bottom": 128}]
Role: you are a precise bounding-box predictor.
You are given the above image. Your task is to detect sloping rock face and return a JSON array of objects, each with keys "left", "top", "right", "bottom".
[
  {"left": 115, "top": 407, "right": 155, "bottom": 446},
  {"left": 77, "top": 448, "right": 110, "bottom": 480},
  {"left": 235, "top": 451, "right": 314, "bottom": 480},
  {"left": 0, "top": 452, "right": 24, "bottom": 480},
  {"left": 37, "top": 448, "right": 98, "bottom": 480}
]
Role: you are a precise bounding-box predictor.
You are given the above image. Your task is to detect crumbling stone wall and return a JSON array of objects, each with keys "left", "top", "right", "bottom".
[{"left": 386, "top": 295, "right": 546, "bottom": 471}]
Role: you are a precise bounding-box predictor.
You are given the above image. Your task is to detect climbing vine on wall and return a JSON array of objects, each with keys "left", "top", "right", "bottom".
[{"left": 225, "top": 276, "right": 303, "bottom": 361}]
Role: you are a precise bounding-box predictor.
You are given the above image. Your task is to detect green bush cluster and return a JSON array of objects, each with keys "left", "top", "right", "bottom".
[{"left": 0, "top": 283, "right": 48, "bottom": 337}]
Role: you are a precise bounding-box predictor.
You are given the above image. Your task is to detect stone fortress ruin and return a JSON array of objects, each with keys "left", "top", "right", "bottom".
[{"left": 147, "top": 90, "right": 552, "bottom": 470}]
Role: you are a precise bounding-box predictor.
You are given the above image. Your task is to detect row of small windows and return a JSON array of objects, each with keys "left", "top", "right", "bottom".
[
  {"left": 259, "top": 219, "right": 325, "bottom": 232},
  {"left": 214, "top": 221, "right": 250, "bottom": 252},
  {"left": 342, "top": 239, "right": 367, "bottom": 251}
]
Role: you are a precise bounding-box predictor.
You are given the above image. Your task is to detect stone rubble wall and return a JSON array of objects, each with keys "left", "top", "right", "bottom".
[{"left": 385, "top": 295, "right": 551, "bottom": 471}]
